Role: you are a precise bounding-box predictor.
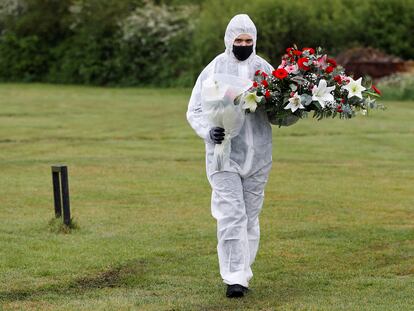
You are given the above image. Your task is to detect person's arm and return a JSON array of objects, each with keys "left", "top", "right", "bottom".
[
  {"left": 261, "top": 58, "right": 274, "bottom": 74},
  {"left": 186, "top": 67, "right": 214, "bottom": 143}
]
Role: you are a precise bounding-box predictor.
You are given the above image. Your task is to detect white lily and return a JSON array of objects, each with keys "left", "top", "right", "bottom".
[
  {"left": 242, "top": 92, "right": 263, "bottom": 112},
  {"left": 312, "top": 79, "right": 335, "bottom": 108},
  {"left": 285, "top": 92, "right": 305, "bottom": 112},
  {"left": 343, "top": 77, "right": 366, "bottom": 99}
]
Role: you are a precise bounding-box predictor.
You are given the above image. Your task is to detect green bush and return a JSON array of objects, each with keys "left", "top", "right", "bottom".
[
  {"left": 357, "top": 0, "right": 414, "bottom": 60},
  {"left": 0, "top": 33, "right": 50, "bottom": 81},
  {"left": 47, "top": 0, "right": 132, "bottom": 85},
  {"left": 192, "top": 0, "right": 414, "bottom": 74},
  {"left": 0, "top": 0, "right": 71, "bottom": 81},
  {"left": 48, "top": 35, "right": 121, "bottom": 85},
  {"left": 116, "top": 1, "right": 196, "bottom": 86},
  {"left": 47, "top": 0, "right": 196, "bottom": 86},
  {"left": 0, "top": 0, "right": 412, "bottom": 87}
]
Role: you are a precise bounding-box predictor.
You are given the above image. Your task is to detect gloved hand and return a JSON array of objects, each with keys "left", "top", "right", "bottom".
[{"left": 209, "top": 127, "right": 225, "bottom": 144}]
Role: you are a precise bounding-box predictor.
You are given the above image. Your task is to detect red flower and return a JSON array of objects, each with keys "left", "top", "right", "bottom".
[
  {"left": 261, "top": 71, "right": 268, "bottom": 78},
  {"left": 286, "top": 47, "right": 294, "bottom": 54},
  {"left": 302, "top": 47, "right": 315, "bottom": 54},
  {"left": 261, "top": 80, "right": 268, "bottom": 88},
  {"left": 337, "top": 105, "right": 343, "bottom": 113},
  {"left": 272, "top": 68, "right": 288, "bottom": 79},
  {"left": 298, "top": 57, "right": 310, "bottom": 71},
  {"left": 253, "top": 81, "right": 258, "bottom": 88},
  {"left": 325, "top": 66, "right": 334, "bottom": 73},
  {"left": 255, "top": 70, "right": 261, "bottom": 76},
  {"left": 293, "top": 50, "right": 302, "bottom": 56},
  {"left": 372, "top": 85, "right": 381, "bottom": 95},
  {"left": 334, "top": 75, "right": 342, "bottom": 84},
  {"left": 327, "top": 58, "right": 337, "bottom": 67},
  {"left": 341, "top": 98, "right": 345, "bottom": 103},
  {"left": 265, "top": 89, "right": 271, "bottom": 98}
]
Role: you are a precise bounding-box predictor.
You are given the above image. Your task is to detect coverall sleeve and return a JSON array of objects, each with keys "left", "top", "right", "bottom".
[
  {"left": 186, "top": 66, "right": 213, "bottom": 143},
  {"left": 261, "top": 59, "right": 274, "bottom": 73}
]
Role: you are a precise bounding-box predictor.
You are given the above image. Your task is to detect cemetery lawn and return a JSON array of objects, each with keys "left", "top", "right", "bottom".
[{"left": 0, "top": 83, "right": 413, "bottom": 310}]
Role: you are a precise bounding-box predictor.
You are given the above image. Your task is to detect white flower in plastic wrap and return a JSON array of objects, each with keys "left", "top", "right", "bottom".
[
  {"left": 242, "top": 92, "right": 263, "bottom": 112},
  {"left": 312, "top": 79, "right": 335, "bottom": 108},
  {"left": 343, "top": 77, "right": 366, "bottom": 99},
  {"left": 201, "top": 73, "right": 252, "bottom": 171},
  {"left": 201, "top": 78, "right": 228, "bottom": 101}
]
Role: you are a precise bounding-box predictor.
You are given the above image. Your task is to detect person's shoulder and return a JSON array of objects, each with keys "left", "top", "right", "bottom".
[
  {"left": 254, "top": 54, "right": 269, "bottom": 63},
  {"left": 255, "top": 54, "right": 270, "bottom": 65},
  {"left": 206, "top": 53, "right": 227, "bottom": 70},
  {"left": 214, "top": 52, "right": 227, "bottom": 61},
  {"left": 254, "top": 54, "right": 274, "bottom": 71},
  {"left": 197, "top": 53, "right": 226, "bottom": 78}
]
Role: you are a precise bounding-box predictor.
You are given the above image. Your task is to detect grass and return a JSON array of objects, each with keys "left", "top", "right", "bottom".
[{"left": 0, "top": 83, "right": 413, "bottom": 310}]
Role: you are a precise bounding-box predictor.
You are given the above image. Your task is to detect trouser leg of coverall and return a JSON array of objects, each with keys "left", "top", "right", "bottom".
[
  {"left": 242, "top": 162, "right": 271, "bottom": 281},
  {"left": 210, "top": 163, "right": 270, "bottom": 287},
  {"left": 211, "top": 171, "right": 249, "bottom": 287}
]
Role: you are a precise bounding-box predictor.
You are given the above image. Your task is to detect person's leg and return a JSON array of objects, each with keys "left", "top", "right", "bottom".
[
  {"left": 241, "top": 162, "right": 272, "bottom": 281},
  {"left": 210, "top": 171, "right": 250, "bottom": 288}
]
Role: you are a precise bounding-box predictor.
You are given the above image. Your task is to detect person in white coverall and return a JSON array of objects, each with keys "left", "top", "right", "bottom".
[{"left": 186, "top": 14, "right": 297, "bottom": 298}]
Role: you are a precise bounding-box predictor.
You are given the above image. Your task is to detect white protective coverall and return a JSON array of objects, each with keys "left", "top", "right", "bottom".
[{"left": 187, "top": 14, "right": 295, "bottom": 287}]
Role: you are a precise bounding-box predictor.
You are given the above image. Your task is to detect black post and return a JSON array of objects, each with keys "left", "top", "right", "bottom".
[
  {"left": 51, "top": 165, "right": 72, "bottom": 226},
  {"left": 51, "top": 168, "right": 62, "bottom": 218},
  {"left": 60, "top": 166, "right": 71, "bottom": 226}
]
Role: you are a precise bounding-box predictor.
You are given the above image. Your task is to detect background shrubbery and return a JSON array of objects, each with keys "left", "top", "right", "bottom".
[
  {"left": 0, "top": 0, "right": 413, "bottom": 86},
  {"left": 377, "top": 73, "right": 414, "bottom": 101}
]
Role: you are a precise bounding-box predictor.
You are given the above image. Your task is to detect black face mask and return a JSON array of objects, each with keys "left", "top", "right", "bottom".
[{"left": 232, "top": 45, "right": 253, "bottom": 61}]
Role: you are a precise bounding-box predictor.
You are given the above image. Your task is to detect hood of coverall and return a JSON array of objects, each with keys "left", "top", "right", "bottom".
[{"left": 224, "top": 14, "right": 257, "bottom": 62}]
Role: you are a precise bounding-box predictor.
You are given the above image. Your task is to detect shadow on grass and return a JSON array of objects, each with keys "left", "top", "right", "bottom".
[{"left": 0, "top": 259, "right": 147, "bottom": 302}]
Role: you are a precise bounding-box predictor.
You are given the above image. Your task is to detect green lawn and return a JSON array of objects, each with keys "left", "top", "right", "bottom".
[{"left": 0, "top": 83, "right": 413, "bottom": 310}]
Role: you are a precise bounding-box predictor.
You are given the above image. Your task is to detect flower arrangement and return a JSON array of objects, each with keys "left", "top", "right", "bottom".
[{"left": 244, "top": 46, "right": 384, "bottom": 125}]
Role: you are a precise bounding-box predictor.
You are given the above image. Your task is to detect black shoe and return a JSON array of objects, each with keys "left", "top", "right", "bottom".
[{"left": 226, "top": 284, "right": 248, "bottom": 298}]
